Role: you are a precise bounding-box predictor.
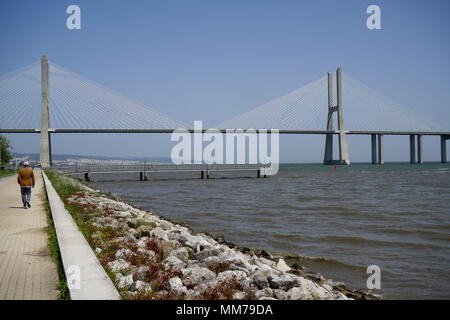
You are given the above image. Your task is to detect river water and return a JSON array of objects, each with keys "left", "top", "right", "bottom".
[{"left": 88, "top": 163, "right": 450, "bottom": 299}]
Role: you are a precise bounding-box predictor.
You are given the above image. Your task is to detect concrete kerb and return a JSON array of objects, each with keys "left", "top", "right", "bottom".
[{"left": 41, "top": 170, "right": 121, "bottom": 300}]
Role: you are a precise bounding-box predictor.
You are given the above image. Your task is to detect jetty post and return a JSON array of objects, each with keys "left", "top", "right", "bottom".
[
  {"left": 139, "top": 172, "right": 149, "bottom": 181},
  {"left": 140, "top": 161, "right": 148, "bottom": 181}
]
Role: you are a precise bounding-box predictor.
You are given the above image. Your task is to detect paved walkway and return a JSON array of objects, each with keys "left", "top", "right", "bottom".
[{"left": 0, "top": 169, "right": 57, "bottom": 299}]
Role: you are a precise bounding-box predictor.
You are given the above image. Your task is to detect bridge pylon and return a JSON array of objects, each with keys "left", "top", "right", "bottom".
[
  {"left": 323, "top": 68, "right": 350, "bottom": 165},
  {"left": 39, "top": 55, "right": 52, "bottom": 167}
]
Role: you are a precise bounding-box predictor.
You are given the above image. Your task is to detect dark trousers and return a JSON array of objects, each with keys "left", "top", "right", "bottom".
[{"left": 20, "top": 186, "right": 31, "bottom": 207}]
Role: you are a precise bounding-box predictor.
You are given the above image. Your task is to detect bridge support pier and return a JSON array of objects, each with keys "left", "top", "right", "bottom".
[
  {"left": 323, "top": 68, "right": 350, "bottom": 165},
  {"left": 410, "top": 135, "right": 416, "bottom": 164},
  {"left": 323, "top": 72, "right": 334, "bottom": 165},
  {"left": 371, "top": 134, "right": 377, "bottom": 164},
  {"left": 377, "top": 134, "right": 384, "bottom": 165},
  {"left": 417, "top": 135, "right": 424, "bottom": 164},
  {"left": 441, "top": 135, "right": 449, "bottom": 163},
  {"left": 39, "top": 55, "right": 52, "bottom": 167}
]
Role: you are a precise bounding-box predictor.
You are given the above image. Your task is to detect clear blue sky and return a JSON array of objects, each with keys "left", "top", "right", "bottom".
[{"left": 1, "top": 0, "right": 449, "bottom": 162}]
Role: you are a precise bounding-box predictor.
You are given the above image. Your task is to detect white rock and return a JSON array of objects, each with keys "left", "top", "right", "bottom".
[
  {"left": 118, "top": 211, "right": 132, "bottom": 218},
  {"left": 334, "top": 291, "right": 349, "bottom": 300},
  {"left": 255, "top": 287, "right": 273, "bottom": 299},
  {"left": 107, "top": 259, "right": 130, "bottom": 272},
  {"left": 248, "top": 255, "right": 259, "bottom": 265},
  {"left": 217, "top": 270, "right": 248, "bottom": 283},
  {"left": 322, "top": 283, "right": 333, "bottom": 292},
  {"left": 115, "top": 248, "right": 133, "bottom": 260},
  {"left": 151, "top": 227, "right": 168, "bottom": 241},
  {"left": 276, "top": 259, "right": 291, "bottom": 272},
  {"left": 203, "top": 256, "right": 221, "bottom": 265},
  {"left": 268, "top": 273, "right": 297, "bottom": 290},
  {"left": 166, "top": 276, "right": 187, "bottom": 294},
  {"left": 253, "top": 260, "right": 274, "bottom": 271},
  {"left": 232, "top": 291, "right": 247, "bottom": 300},
  {"left": 199, "top": 233, "right": 217, "bottom": 245},
  {"left": 226, "top": 257, "right": 246, "bottom": 268},
  {"left": 273, "top": 289, "right": 290, "bottom": 300},
  {"left": 131, "top": 280, "right": 151, "bottom": 292},
  {"left": 118, "top": 274, "right": 133, "bottom": 289},
  {"left": 135, "top": 266, "right": 151, "bottom": 282},
  {"left": 170, "top": 247, "right": 190, "bottom": 262},
  {"left": 259, "top": 257, "right": 277, "bottom": 268},
  {"left": 163, "top": 256, "right": 186, "bottom": 271},
  {"left": 288, "top": 286, "right": 311, "bottom": 300},
  {"left": 137, "top": 237, "right": 150, "bottom": 248},
  {"left": 159, "top": 221, "right": 172, "bottom": 231},
  {"left": 314, "top": 285, "right": 334, "bottom": 299},
  {"left": 259, "top": 296, "right": 277, "bottom": 300},
  {"left": 195, "top": 248, "right": 220, "bottom": 260},
  {"left": 179, "top": 230, "right": 210, "bottom": 248},
  {"left": 252, "top": 269, "right": 270, "bottom": 289},
  {"left": 181, "top": 267, "right": 216, "bottom": 287},
  {"left": 137, "top": 248, "right": 156, "bottom": 260}
]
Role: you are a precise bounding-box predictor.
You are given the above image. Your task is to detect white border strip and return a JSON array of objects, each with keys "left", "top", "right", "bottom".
[{"left": 42, "top": 170, "right": 121, "bottom": 300}]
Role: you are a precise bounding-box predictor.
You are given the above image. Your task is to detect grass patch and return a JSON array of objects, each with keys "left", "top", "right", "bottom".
[
  {"left": 45, "top": 170, "right": 83, "bottom": 200},
  {"left": 0, "top": 169, "right": 17, "bottom": 178},
  {"left": 44, "top": 170, "right": 121, "bottom": 289},
  {"left": 43, "top": 183, "right": 70, "bottom": 300}
]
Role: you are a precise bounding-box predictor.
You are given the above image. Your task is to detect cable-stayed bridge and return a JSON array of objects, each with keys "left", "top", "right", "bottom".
[{"left": 0, "top": 55, "right": 449, "bottom": 167}]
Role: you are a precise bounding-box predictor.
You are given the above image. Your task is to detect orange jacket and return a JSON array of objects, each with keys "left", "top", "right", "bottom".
[{"left": 17, "top": 167, "right": 35, "bottom": 187}]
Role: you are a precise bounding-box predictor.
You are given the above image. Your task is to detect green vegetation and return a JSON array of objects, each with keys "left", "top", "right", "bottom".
[
  {"left": 44, "top": 170, "right": 87, "bottom": 299},
  {"left": 0, "top": 169, "right": 17, "bottom": 178},
  {"left": 45, "top": 170, "right": 83, "bottom": 200},
  {"left": 44, "top": 170, "right": 120, "bottom": 285},
  {"left": 0, "top": 134, "right": 13, "bottom": 165},
  {"left": 43, "top": 182, "right": 70, "bottom": 300},
  {"left": 44, "top": 170, "right": 94, "bottom": 243}
]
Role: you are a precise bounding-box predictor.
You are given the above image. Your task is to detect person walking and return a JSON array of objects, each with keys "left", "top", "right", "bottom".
[{"left": 17, "top": 161, "right": 35, "bottom": 209}]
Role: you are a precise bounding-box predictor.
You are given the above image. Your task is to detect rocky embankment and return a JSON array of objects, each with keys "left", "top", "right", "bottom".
[{"left": 65, "top": 190, "right": 374, "bottom": 300}]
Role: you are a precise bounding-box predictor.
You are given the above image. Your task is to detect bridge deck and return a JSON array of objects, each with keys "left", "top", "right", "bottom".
[{"left": 1, "top": 128, "right": 450, "bottom": 136}]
